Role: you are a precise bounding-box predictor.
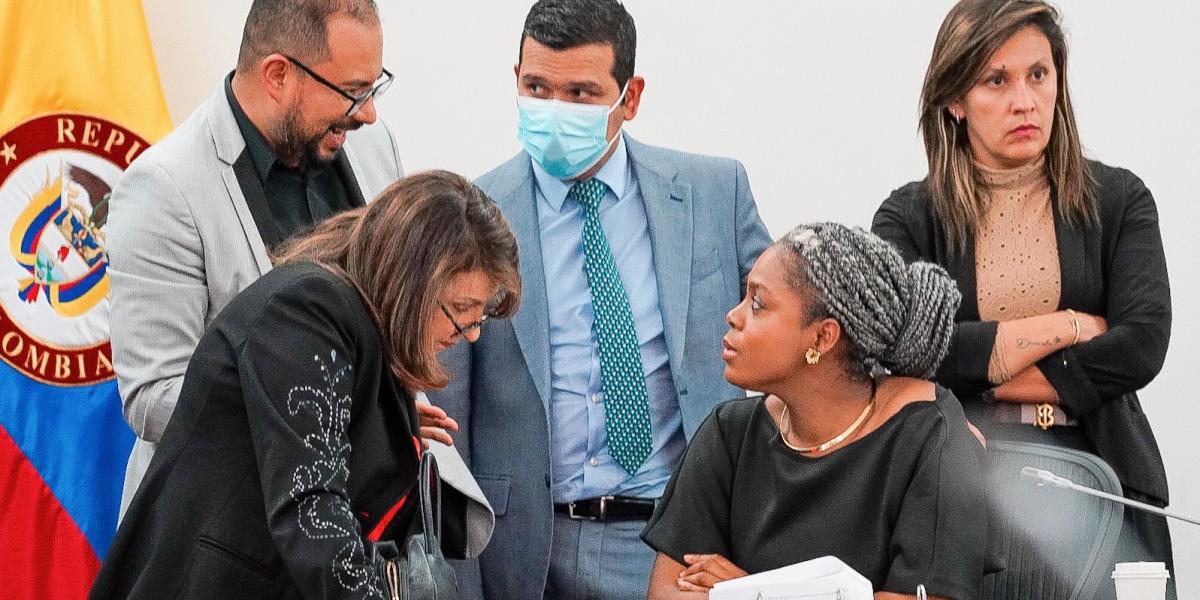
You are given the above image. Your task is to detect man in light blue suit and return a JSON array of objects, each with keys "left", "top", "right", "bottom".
[{"left": 429, "top": 1, "right": 771, "bottom": 598}]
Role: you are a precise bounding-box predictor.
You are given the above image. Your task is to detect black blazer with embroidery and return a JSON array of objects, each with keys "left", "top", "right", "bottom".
[
  {"left": 91, "top": 262, "right": 423, "bottom": 599},
  {"left": 872, "top": 160, "right": 1171, "bottom": 504}
]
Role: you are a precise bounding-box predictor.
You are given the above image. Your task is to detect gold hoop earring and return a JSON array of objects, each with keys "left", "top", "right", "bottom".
[{"left": 805, "top": 348, "right": 821, "bottom": 365}]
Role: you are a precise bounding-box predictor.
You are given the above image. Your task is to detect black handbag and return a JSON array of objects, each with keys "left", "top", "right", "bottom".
[{"left": 377, "top": 451, "right": 459, "bottom": 600}]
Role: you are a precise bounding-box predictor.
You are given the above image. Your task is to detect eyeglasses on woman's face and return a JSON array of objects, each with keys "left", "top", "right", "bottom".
[{"left": 439, "top": 302, "right": 489, "bottom": 338}]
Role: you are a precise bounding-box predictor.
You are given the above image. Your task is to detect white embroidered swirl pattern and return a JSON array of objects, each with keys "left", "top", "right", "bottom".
[{"left": 287, "top": 349, "right": 384, "bottom": 599}]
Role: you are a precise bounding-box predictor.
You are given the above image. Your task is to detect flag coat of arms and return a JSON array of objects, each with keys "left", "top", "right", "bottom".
[{"left": 0, "top": 1, "right": 172, "bottom": 597}]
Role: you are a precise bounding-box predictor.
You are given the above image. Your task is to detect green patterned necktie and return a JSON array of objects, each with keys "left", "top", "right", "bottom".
[{"left": 569, "top": 178, "right": 652, "bottom": 474}]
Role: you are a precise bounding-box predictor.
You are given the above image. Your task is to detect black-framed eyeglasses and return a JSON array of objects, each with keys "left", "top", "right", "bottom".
[
  {"left": 440, "top": 303, "right": 489, "bottom": 337},
  {"left": 284, "top": 55, "right": 394, "bottom": 117}
]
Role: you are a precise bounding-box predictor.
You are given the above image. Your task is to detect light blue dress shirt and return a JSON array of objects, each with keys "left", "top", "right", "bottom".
[{"left": 532, "top": 135, "right": 686, "bottom": 503}]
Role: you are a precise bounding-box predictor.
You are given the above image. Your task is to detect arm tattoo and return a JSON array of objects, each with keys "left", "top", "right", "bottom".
[{"left": 1016, "top": 335, "right": 1062, "bottom": 349}]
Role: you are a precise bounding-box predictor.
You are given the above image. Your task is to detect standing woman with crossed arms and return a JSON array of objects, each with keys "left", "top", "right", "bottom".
[{"left": 873, "top": 1, "right": 1174, "bottom": 597}]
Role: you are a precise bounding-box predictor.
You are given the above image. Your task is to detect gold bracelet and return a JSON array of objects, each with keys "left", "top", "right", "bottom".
[{"left": 1066, "top": 308, "right": 1080, "bottom": 346}]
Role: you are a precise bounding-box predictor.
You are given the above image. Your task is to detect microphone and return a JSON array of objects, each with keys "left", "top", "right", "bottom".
[{"left": 1021, "top": 466, "right": 1200, "bottom": 527}]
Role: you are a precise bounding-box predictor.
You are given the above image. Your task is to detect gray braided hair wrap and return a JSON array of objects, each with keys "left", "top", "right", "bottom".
[{"left": 780, "top": 223, "right": 962, "bottom": 379}]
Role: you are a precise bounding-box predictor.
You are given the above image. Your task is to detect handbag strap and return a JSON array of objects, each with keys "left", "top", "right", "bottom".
[{"left": 418, "top": 450, "right": 443, "bottom": 557}]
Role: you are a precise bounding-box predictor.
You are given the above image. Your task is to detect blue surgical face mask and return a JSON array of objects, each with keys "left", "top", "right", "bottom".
[{"left": 516, "top": 82, "right": 629, "bottom": 180}]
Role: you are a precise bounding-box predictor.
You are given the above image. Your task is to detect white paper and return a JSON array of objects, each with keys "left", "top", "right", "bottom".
[{"left": 710, "top": 556, "right": 873, "bottom": 600}]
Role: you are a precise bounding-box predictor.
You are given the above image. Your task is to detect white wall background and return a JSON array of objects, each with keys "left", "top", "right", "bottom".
[{"left": 143, "top": 0, "right": 1198, "bottom": 593}]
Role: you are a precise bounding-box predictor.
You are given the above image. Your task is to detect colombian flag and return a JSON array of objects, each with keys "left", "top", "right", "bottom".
[{"left": 0, "top": 2, "right": 171, "bottom": 598}]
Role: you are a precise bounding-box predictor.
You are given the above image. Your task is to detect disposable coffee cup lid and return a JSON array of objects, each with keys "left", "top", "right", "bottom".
[{"left": 1112, "top": 562, "right": 1169, "bottom": 579}]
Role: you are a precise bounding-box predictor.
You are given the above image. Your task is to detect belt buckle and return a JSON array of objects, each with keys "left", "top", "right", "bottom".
[
  {"left": 567, "top": 496, "right": 612, "bottom": 521},
  {"left": 1034, "top": 403, "right": 1056, "bottom": 430}
]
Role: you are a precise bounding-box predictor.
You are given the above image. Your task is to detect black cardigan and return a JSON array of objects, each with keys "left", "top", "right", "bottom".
[
  {"left": 91, "top": 263, "right": 425, "bottom": 599},
  {"left": 872, "top": 160, "right": 1171, "bottom": 504}
]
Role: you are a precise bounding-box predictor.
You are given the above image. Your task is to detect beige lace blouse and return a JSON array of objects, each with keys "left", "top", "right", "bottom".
[{"left": 975, "top": 157, "right": 1061, "bottom": 321}]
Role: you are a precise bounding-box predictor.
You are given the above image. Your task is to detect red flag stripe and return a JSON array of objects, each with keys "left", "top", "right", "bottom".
[{"left": 0, "top": 426, "right": 100, "bottom": 599}]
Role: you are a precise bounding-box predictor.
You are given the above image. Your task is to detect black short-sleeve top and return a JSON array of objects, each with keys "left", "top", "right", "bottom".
[{"left": 641, "top": 385, "right": 988, "bottom": 600}]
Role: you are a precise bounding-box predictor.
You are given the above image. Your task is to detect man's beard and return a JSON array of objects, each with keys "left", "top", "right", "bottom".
[{"left": 270, "top": 112, "right": 358, "bottom": 171}]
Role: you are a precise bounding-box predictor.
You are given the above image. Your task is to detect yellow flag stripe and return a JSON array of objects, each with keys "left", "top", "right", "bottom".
[{"left": 0, "top": 0, "right": 173, "bottom": 141}]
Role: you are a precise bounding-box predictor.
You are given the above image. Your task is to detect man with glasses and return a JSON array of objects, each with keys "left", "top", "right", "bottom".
[{"left": 107, "top": 0, "right": 403, "bottom": 515}]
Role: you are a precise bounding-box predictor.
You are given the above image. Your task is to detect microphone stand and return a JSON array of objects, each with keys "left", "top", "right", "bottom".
[{"left": 1021, "top": 466, "right": 1200, "bottom": 527}]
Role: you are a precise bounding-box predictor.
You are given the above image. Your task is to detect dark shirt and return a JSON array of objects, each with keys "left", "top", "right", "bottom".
[
  {"left": 641, "top": 386, "right": 989, "bottom": 600},
  {"left": 224, "top": 74, "right": 357, "bottom": 250}
]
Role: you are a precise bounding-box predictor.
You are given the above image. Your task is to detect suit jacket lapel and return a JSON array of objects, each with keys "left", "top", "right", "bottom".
[
  {"left": 229, "top": 152, "right": 287, "bottom": 251},
  {"left": 337, "top": 142, "right": 369, "bottom": 207},
  {"left": 497, "top": 159, "right": 553, "bottom": 411},
  {"left": 626, "top": 137, "right": 692, "bottom": 375},
  {"left": 1051, "top": 192, "right": 1086, "bottom": 310},
  {"left": 207, "top": 86, "right": 272, "bottom": 274},
  {"left": 948, "top": 234, "right": 980, "bottom": 320}
]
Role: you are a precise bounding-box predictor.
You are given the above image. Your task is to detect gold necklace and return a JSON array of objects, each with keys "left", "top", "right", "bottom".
[{"left": 778, "top": 383, "right": 877, "bottom": 454}]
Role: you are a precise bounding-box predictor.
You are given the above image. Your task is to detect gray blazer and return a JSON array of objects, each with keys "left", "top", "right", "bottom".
[{"left": 429, "top": 135, "right": 772, "bottom": 599}]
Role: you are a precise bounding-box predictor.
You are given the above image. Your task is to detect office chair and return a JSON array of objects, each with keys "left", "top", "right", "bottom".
[{"left": 980, "top": 441, "right": 1124, "bottom": 600}]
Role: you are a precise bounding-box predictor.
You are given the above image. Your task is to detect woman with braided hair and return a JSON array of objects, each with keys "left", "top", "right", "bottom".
[{"left": 642, "top": 223, "right": 988, "bottom": 600}]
